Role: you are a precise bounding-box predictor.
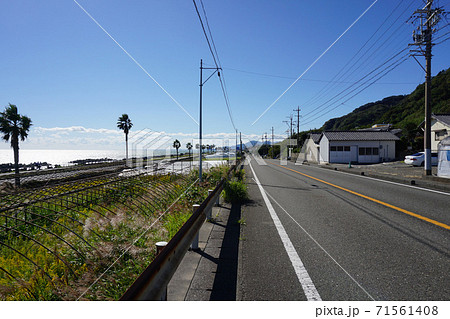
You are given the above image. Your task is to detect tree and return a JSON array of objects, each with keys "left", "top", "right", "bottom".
[
  {"left": 117, "top": 114, "right": 133, "bottom": 166},
  {"left": 0, "top": 104, "right": 32, "bottom": 187},
  {"left": 173, "top": 139, "right": 181, "bottom": 160},
  {"left": 186, "top": 142, "right": 193, "bottom": 159}
]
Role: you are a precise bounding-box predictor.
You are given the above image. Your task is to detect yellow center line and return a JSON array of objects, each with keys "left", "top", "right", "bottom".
[{"left": 269, "top": 162, "right": 450, "bottom": 230}]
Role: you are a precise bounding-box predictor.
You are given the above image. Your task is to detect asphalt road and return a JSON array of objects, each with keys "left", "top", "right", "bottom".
[{"left": 238, "top": 155, "right": 450, "bottom": 301}]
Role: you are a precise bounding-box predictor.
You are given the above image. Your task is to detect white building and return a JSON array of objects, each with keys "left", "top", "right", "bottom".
[
  {"left": 318, "top": 131, "right": 399, "bottom": 164},
  {"left": 431, "top": 114, "right": 450, "bottom": 152}
]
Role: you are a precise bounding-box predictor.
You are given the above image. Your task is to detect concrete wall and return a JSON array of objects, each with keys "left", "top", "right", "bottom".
[
  {"left": 304, "top": 138, "right": 320, "bottom": 163},
  {"left": 319, "top": 139, "right": 396, "bottom": 164}
]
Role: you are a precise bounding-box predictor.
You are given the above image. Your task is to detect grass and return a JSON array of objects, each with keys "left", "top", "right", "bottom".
[
  {"left": 223, "top": 169, "right": 248, "bottom": 204},
  {"left": 0, "top": 165, "right": 230, "bottom": 300}
]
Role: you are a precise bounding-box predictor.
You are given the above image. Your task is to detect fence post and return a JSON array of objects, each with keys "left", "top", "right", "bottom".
[
  {"left": 207, "top": 190, "right": 213, "bottom": 220},
  {"left": 190, "top": 204, "right": 201, "bottom": 250},
  {"left": 155, "top": 241, "right": 168, "bottom": 300}
]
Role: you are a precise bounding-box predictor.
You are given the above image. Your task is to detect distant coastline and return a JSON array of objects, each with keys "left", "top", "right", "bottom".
[
  {"left": 0, "top": 149, "right": 183, "bottom": 171},
  {"left": 0, "top": 149, "right": 125, "bottom": 167}
]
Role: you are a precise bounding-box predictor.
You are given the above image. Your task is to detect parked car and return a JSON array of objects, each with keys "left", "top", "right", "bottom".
[{"left": 404, "top": 152, "right": 438, "bottom": 166}]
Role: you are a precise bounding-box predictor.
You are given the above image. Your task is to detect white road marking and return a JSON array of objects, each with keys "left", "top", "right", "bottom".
[
  {"left": 263, "top": 191, "right": 376, "bottom": 301},
  {"left": 248, "top": 158, "right": 322, "bottom": 301}
]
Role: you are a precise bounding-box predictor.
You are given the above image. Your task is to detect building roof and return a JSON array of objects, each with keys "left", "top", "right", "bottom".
[
  {"left": 308, "top": 133, "right": 322, "bottom": 144},
  {"left": 322, "top": 131, "right": 400, "bottom": 141},
  {"left": 432, "top": 114, "right": 450, "bottom": 127}
]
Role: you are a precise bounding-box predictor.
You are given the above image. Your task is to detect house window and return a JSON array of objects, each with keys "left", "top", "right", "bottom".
[
  {"left": 331, "top": 146, "right": 350, "bottom": 152},
  {"left": 358, "top": 147, "right": 379, "bottom": 156},
  {"left": 435, "top": 130, "right": 448, "bottom": 141}
]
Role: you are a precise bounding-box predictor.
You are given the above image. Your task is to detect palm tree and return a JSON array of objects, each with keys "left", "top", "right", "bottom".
[
  {"left": 0, "top": 104, "right": 32, "bottom": 187},
  {"left": 173, "top": 139, "right": 181, "bottom": 160},
  {"left": 186, "top": 142, "right": 193, "bottom": 159},
  {"left": 117, "top": 114, "right": 133, "bottom": 166}
]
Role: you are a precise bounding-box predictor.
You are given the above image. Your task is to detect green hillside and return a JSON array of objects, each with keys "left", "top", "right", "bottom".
[{"left": 321, "top": 68, "right": 450, "bottom": 131}]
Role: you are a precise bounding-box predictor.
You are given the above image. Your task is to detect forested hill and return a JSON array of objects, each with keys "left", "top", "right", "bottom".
[{"left": 321, "top": 68, "right": 450, "bottom": 131}]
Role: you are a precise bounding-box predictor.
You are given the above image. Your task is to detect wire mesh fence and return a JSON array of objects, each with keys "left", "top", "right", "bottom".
[{"left": 0, "top": 161, "right": 209, "bottom": 300}]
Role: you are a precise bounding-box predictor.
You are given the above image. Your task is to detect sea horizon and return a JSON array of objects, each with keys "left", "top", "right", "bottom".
[
  {"left": 0, "top": 149, "right": 126, "bottom": 166},
  {"left": 0, "top": 148, "right": 195, "bottom": 166}
]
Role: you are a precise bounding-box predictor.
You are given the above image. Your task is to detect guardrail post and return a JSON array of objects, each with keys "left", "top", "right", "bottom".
[
  {"left": 207, "top": 190, "right": 213, "bottom": 220},
  {"left": 190, "top": 204, "right": 201, "bottom": 250},
  {"left": 215, "top": 191, "right": 220, "bottom": 207},
  {"left": 155, "top": 241, "right": 168, "bottom": 300}
]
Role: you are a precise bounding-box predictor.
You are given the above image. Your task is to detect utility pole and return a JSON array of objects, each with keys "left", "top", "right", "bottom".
[
  {"left": 240, "top": 132, "right": 242, "bottom": 156},
  {"left": 199, "top": 59, "right": 221, "bottom": 181},
  {"left": 235, "top": 129, "right": 238, "bottom": 161},
  {"left": 293, "top": 106, "right": 301, "bottom": 149},
  {"left": 409, "top": 0, "right": 444, "bottom": 175},
  {"left": 290, "top": 115, "right": 293, "bottom": 139},
  {"left": 283, "top": 115, "right": 293, "bottom": 157},
  {"left": 271, "top": 126, "right": 275, "bottom": 159},
  {"left": 283, "top": 114, "right": 293, "bottom": 138}
]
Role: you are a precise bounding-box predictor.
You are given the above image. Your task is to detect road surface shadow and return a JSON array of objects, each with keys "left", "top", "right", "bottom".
[{"left": 209, "top": 202, "right": 241, "bottom": 301}]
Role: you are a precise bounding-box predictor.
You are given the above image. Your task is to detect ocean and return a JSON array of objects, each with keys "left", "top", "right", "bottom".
[
  {"left": 0, "top": 149, "right": 183, "bottom": 166},
  {"left": 0, "top": 148, "right": 193, "bottom": 166},
  {"left": 0, "top": 149, "right": 125, "bottom": 166}
]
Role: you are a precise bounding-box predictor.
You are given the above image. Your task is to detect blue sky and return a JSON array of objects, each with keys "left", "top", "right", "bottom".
[{"left": 1, "top": 0, "right": 449, "bottom": 150}]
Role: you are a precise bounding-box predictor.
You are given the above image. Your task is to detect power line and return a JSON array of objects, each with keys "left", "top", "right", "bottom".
[
  {"left": 193, "top": 0, "right": 237, "bottom": 131},
  {"left": 199, "top": 0, "right": 236, "bottom": 130},
  {"left": 72, "top": 0, "right": 198, "bottom": 125},
  {"left": 301, "top": 47, "right": 411, "bottom": 125},
  {"left": 251, "top": 0, "right": 379, "bottom": 126},
  {"left": 301, "top": 0, "right": 411, "bottom": 108},
  {"left": 301, "top": 0, "right": 416, "bottom": 112},
  {"left": 200, "top": 0, "right": 221, "bottom": 68},
  {"left": 301, "top": 46, "right": 409, "bottom": 121},
  {"left": 192, "top": 0, "right": 218, "bottom": 68},
  {"left": 221, "top": 66, "right": 419, "bottom": 84},
  {"left": 301, "top": 53, "right": 410, "bottom": 127}
]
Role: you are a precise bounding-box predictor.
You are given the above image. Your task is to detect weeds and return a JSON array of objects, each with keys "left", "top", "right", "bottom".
[
  {"left": 0, "top": 164, "right": 232, "bottom": 300},
  {"left": 223, "top": 169, "right": 248, "bottom": 204}
]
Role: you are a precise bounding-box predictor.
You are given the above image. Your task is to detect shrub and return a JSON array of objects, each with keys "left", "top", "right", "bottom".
[
  {"left": 223, "top": 179, "right": 248, "bottom": 204},
  {"left": 233, "top": 169, "right": 245, "bottom": 181}
]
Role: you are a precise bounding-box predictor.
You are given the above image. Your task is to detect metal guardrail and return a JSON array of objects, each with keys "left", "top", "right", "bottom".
[{"left": 120, "top": 158, "right": 243, "bottom": 301}]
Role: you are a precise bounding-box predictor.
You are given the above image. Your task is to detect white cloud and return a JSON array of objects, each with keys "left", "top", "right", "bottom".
[
  {"left": 34, "top": 126, "right": 121, "bottom": 135},
  {"left": 1, "top": 125, "right": 283, "bottom": 150}
]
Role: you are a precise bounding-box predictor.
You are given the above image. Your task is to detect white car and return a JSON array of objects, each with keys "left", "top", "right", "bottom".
[{"left": 404, "top": 152, "right": 438, "bottom": 166}]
